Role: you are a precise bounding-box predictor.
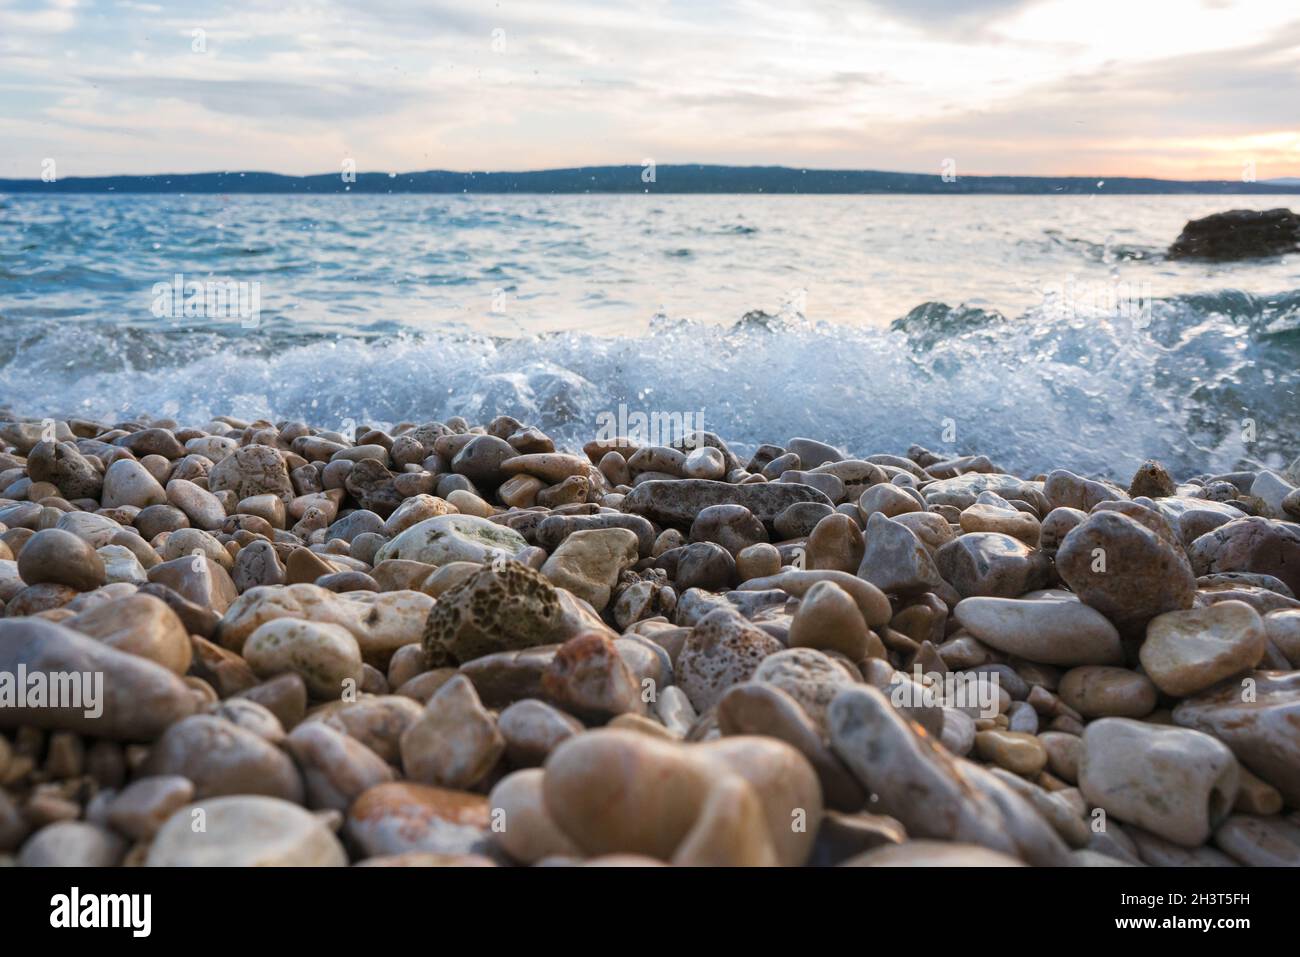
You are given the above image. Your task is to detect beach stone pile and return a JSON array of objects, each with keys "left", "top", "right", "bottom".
[{"left": 1, "top": 413, "right": 1298, "bottom": 866}]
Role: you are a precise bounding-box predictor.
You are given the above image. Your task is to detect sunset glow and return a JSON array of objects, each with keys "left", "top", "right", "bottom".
[{"left": 0, "top": 0, "right": 1297, "bottom": 179}]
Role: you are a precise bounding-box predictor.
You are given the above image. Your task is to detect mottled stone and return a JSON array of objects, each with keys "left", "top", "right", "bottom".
[
  {"left": 1140, "top": 601, "right": 1267, "bottom": 697},
  {"left": 1173, "top": 670, "right": 1300, "bottom": 805},
  {"left": 1079, "top": 718, "right": 1239, "bottom": 847},
  {"left": 1056, "top": 510, "right": 1196, "bottom": 632},
  {"left": 828, "top": 685, "right": 1070, "bottom": 865}
]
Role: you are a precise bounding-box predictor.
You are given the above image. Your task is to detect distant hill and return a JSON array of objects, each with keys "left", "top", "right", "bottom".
[{"left": 3, "top": 164, "right": 1299, "bottom": 195}]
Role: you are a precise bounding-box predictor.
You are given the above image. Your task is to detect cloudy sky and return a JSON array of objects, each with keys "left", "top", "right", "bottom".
[{"left": 1, "top": 0, "right": 1297, "bottom": 179}]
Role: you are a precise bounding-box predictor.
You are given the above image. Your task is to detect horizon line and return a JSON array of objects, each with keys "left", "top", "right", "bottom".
[{"left": 5, "top": 162, "right": 1300, "bottom": 185}]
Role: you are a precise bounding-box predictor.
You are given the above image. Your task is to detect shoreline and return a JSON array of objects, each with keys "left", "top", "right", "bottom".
[{"left": 1, "top": 411, "right": 1298, "bottom": 866}]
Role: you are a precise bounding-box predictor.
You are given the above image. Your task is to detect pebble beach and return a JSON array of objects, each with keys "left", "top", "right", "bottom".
[{"left": 0, "top": 412, "right": 1298, "bottom": 867}]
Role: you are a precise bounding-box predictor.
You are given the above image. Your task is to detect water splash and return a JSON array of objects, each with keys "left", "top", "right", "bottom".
[{"left": 1, "top": 289, "right": 1296, "bottom": 480}]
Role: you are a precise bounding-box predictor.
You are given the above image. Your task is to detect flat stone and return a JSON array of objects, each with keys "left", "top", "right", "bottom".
[
  {"left": 828, "top": 685, "right": 1070, "bottom": 865},
  {"left": 533, "top": 513, "right": 656, "bottom": 557},
  {"left": 842, "top": 840, "right": 1025, "bottom": 866},
  {"left": 622, "top": 479, "right": 832, "bottom": 530},
  {"left": 1213, "top": 813, "right": 1300, "bottom": 866},
  {"left": 147, "top": 796, "right": 346, "bottom": 866},
  {"left": 921, "top": 473, "right": 1034, "bottom": 509},
  {"left": 959, "top": 502, "right": 1041, "bottom": 546},
  {"left": 219, "top": 583, "right": 431, "bottom": 668},
  {"left": 1140, "top": 600, "right": 1267, "bottom": 697},
  {"left": 953, "top": 595, "right": 1124, "bottom": 666},
  {"left": 500, "top": 453, "right": 591, "bottom": 483}
]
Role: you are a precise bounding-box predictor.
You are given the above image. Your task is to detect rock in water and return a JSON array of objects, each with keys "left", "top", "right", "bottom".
[{"left": 1167, "top": 208, "right": 1300, "bottom": 260}]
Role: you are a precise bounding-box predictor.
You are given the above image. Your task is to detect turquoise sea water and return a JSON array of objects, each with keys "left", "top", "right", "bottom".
[{"left": 1, "top": 193, "right": 1297, "bottom": 477}]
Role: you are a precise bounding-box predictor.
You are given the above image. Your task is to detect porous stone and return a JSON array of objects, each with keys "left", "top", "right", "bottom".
[
  {"left": 677, "top": 609, "right": 783, "bottom": 712},
  {"left": 422, "top": 560, "right": 586, "bottom": 668}
]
